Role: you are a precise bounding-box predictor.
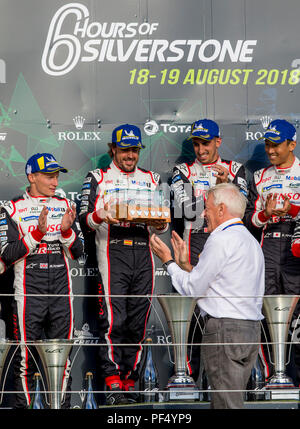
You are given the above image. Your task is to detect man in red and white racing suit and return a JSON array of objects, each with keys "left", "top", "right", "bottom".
[
  {"left": 171, "top": 119, "right": 247, "bottom": 382},
  {"left": 79, "top": 124, "right": 168, "bottom": 405},
  {"left": 0, "top": 153, "right": 84, "bottom": 408},
  {"left": 245, "top": 119, "right": 300, "bottom": 386},
  {"left": 172, "top": 160, "right": 247, "bottom": 265}
]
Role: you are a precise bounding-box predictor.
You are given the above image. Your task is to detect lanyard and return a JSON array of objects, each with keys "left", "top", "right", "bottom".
[{"left": 222, "top": 221, "right": 244, "bottom": 231}]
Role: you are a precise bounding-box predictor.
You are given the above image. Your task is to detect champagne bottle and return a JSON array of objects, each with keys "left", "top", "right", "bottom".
[
  {"left": 139, "top": 337, "right": 159, "bottom": 402},
  {"left": 29, "top": 373, "right": 44, "bottom": 409},
  {"left": 246, "top": 355, "right": 265, "bottom": 401},
  {"left": 82, "top": 372, "right": 98, "bottom": 409}
]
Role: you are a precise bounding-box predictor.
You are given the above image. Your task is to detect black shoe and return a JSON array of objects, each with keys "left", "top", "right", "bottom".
[
  {"left": 122, "top": 379, "right": 140, "bottom": 403},
  {"left": 106, "top": 390, "right": 129, "bottom": 406},
  {"left": 106, "top": 382, "right": 129, "bottom": 406},
  {"left": 126, "top": 386, "right": 140, "bottom": 403}
]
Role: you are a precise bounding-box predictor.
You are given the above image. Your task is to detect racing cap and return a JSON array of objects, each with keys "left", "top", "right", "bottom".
[
  {"left": 112, "top": 124, "right": 144, "bottom": 149},
  {"left": 112, "top": 124, "right": 145, "bottom": 149},
  {"left": 262, "top": 119, "right": 297, "bottom": 144},
  {"left": 187, "top": 119, "right": 220, "bottom": 141},
  {"left": 25, "top": 153, "right": 68, "bottom": 175}
]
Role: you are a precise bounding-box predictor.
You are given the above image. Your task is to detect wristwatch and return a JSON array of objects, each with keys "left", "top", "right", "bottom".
[{"left": 162, "top": 259, "right": 174, "bottom": 271}]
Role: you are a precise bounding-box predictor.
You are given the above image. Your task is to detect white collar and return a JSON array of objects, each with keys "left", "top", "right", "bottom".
[{"left": 211, "top": 217, "right": 243, "bottom": 235}]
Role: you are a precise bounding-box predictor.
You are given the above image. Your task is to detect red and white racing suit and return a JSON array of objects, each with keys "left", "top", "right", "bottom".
[
  {"left": 79, "top": 160, "right": 168, "bottom": 386},
  {"left": 245, "top": 156, "right": 300, "bottom": 384},
  {"left": 0, "top": 190, "right": 84, "bottom": 408},
  {"left": 172, "top": 157, "right": 247, "bottom": 264}
]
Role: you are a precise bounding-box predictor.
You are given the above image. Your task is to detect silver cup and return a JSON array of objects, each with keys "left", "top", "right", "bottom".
[
  {"left": 158, "top": 293, "right": 199, "bottom": 400},
  {"left": 34, "top": 339, "right": 73, "bottom": 409},
  {"left": 263, "top": 295, "right": 299, "bottom": 388}
]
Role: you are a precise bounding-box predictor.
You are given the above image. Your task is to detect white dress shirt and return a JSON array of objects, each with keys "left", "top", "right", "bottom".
[{"left": 168, "top": 218, "right": 265, "bottom": 321}]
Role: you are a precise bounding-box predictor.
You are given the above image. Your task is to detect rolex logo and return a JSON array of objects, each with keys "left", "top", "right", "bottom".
[
  {"left": 73, "top": 115, "right": 85, "bottom": 130},
  {"left": 78, "top": 252, "right": 88, "bottom": 266},
  {"left": 260, "top": 115, "right": 272, "bottom": 130},
  {"left": 246, "top": 115, "right": 273, "bottom": 141},
  {"left": 58, "top": 115, "right": 101, "bottom": 142}
]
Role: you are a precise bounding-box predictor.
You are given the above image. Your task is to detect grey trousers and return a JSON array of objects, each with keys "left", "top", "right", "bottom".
[{"left": 202, "top": 317, "right": 261, "bottom": 409}]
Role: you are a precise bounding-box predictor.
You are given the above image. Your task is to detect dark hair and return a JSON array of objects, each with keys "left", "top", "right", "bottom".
[
  {"left": 107, "top": 143, "right": 141, "bottom": 158},
  {"left": 107, "top": 142, "right": 116, "bottom": 158}
]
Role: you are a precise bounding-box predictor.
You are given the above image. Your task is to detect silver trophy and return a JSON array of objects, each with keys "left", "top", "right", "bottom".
[
  {"left": 158, "top": 294, "right": 199, "bottom": 401},
  {"left": 35, "top": 339, "right": 73, "bottom": 409},
  {"left": 263, "top": 295, "right": 299, "bottom": 397}
]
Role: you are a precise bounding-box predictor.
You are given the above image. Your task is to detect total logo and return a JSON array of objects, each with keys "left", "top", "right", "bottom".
[
  {"left": 144, "top": 120, "right": 191, "bottom": 136},
  {"left": 55, "top": 187, "right": 82, "bottom": 203},
  {"left": 57, "top": 115, "right": 101, "bottom": 142},
  {"left": 245, "top": 115, "right": 272, "bottom": 141}
]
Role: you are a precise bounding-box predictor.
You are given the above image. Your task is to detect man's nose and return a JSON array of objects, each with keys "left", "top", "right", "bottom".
[
  {"left": 127, "top": 150, "right": 135, "bottom": 157},
  {"left": 267, "top": 146, "right": 275, "bottom": 154}
]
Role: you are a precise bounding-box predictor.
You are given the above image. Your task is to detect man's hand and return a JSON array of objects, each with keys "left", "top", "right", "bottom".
[
  {"left": 292, "top": 238, "right": 300, "bottom": 257},
  {"left": 272, "top": 196, "right": 291, "bottom": 217},
  {"left": 61, "top": 204, "right": 76, "bottom": 232},
  {"left": 38, "top": 206, "right": 48, "bottom": 234},
  {"left": 171, "top": 231, "right": 193, "bottom": 272},
  {"left": 264, "top": 194, "right": 291, "bottom": 218},
  {"left": 96, "top": 201, "right": 119, "bottom": 224},
  {"left": 212, "top": 165, "right": 229, "bottom": 184},
  {"left": 263, "top": 193, "right": 278, "bottom": 218},
  {"left": 150, "top": 234, "right": 172, "bottom": 264}
]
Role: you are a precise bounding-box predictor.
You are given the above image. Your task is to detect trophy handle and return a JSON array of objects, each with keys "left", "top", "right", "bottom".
[
  {"left": 0, "top": 341, "right": 15, "bottom": 405},
  {"left": 260, "top": 307, "right": 299, "bottom": 367},
  {"left": 149, "top": 296, "right": 175, "bottom": 364},
  {"left": 186, "top": 309, "right": 204, "bottom": 364},
  {"left": 23, "top": 342, "right": 51, "bottom": 406},
  {"left": 286, "top": 313, "right": 300, "bottom": 366},
  {"left": 260, "top": 320, "right": 275, "bottom": 366}
]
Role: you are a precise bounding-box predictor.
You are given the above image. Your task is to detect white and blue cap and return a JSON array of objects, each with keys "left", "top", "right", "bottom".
[
  {"left": 187, "top": 119, "right": 220, "bottom": 141},
  {"left": 112, "top": 124, "right": 144, "bottom": 149},
  {"left": 25, "top": 153, "right": 68, "bottom": 175},
  {"left": 263, "top": 119, "right": 297, "bottom": 144}
]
